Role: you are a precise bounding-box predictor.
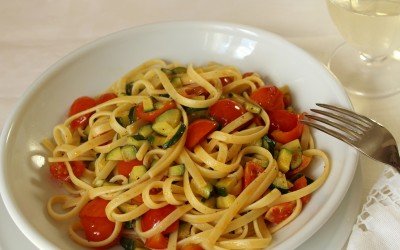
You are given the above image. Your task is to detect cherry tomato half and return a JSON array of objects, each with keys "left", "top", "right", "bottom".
[
  {"left": 145, "top": 233, "right": 169, "bottom": 249},
  {"left": 141, "top": 204, "right": 179, "bottom": 233},
  {"left": 79, "top": 198, "right": 121, "bottom": 247},
  {"left": 265, "top": 202, "right": 295, "bottom": 224},
  {"left": 243, "top": 160, "right": 265, "bottom": 189},
  {"left": 290, "top": 175, "right": 311, "bottom": 204},
  {"left": 185, "top": 118, "right": 219, "bottom": 150},
  {"left": 68, "top": 96, "right": 97, "bottom": 130},
  {"left": 270, "top": 112, "right": 305, "bottom": 144},
  {"left": 97, "top": 92, "right": 118, "bottom": 104},
  {"left": 208, "top": 99, "right": 246, "bottom": 127},
  {"left": 268, "top": 109, "right": 298, "bottom": 132},
  {"left": 250, "top": 86, "right": 284, "bottom": 112},
  {"left": 49, "top": 161, "right": 86, "bottom": 182}
]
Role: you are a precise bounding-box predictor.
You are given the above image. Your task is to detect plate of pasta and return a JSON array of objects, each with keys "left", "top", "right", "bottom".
[{"left": 0, "top": 21, "right": 357, "bottom": 250}]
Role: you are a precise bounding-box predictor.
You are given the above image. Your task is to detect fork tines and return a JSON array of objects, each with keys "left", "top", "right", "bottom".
[{"left": 300, "top": 103, "right": 372, "bottom": 144}]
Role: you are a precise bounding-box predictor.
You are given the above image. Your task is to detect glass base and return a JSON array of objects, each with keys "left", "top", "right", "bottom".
[{"left": 327, "top": 43, "right": 400, "bottom": 98}]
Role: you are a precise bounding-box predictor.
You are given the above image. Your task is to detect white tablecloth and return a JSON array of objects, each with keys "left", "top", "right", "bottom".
[{"left": 1, "top": 0, "right": 399, "bottom": 249}]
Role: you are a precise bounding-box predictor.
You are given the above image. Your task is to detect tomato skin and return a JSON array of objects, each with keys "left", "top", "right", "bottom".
[
  {"left": 185, "top": 118, "right": 219, "bottom": 150},
  {"left": 97, "top": 93, "right": 117, "bottom": 104},
  {"left": 180, "top": 85, "right": 209, "bottom": 99},
  {"left": 220, "top": 76, "right": 234, "bottom": 86},
  {"left": 265, "top": 202, "right": 295, "bottom": 224},
  {"left": 208, "top": 99, "right": 246, "bottom": 127},
  {"left": 79, "top": 198, "right": 121, "bottom": 247},
  {"left": 68, "top": 96, "right": 97, "bottom": 130},
  {"left": 141, "top": 205, "right": 179, "bottom": 233},
  {"left": 243, "top": 160, "right": 265, "bottom": 189},
  {"left": 136, "top": 101, "right": 176, "bottom": 122},
  {"left": 268, "top": 110, "right": 298, "bottom": 132},
  {"left": 117, "top": 159, "right": 144, "bottom": 178},
  {"left": 250, "top": 86, "right": 284, "bottom": 112},
  {"left": 145, "top": 233, "right": 169, "bottom": 249},
  {"left": 270, "top": 112, "right": 306, "bottom": 144},
  {"left": 49, "top": 161, "right": 86, "bottom": 182},
  {"left": 290, "top": 175, "right": 311, "bottom": 204}
]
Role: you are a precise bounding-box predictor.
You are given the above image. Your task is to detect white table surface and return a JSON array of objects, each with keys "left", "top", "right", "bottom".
[{"left": 1, "top": 0, "right": 399, "bottom": 249}]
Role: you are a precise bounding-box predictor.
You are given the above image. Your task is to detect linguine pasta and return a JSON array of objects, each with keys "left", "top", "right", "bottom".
[{"left": 44, "top": 59, "right": 330, "bottom": 250}]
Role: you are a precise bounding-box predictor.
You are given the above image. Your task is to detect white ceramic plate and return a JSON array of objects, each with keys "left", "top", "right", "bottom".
[{"left": 0, "top": 21, "right": 358, "bottom": 250}]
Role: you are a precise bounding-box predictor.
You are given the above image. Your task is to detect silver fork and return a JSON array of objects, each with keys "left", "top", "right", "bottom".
[{"left": 300, "top": 103, "right": 400, "bottom": 172}]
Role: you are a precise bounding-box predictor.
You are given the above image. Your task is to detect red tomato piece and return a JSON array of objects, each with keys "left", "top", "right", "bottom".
[
  {"left": 136, "top": 101, "right": 176, "bottom": 122},
  {"left": 290, "top": 175, "right": 311, "bottom": 204},
  {"left": 243, "top": 160, "right": 265, "bottom": 189},
  {"left": 80, "top": 197, "right": 109, "bottom": 218},
  {"left": 220, "top": 76, "right": 234, "bottom": 86},
  {"left": 268, "top": 109, "right": 298, "bottom": 132},
  {"left": 68, "top": 96, "right": 97, "bottom": 130},
  {"left": 79, "top": 198, "right": 120, "bottom": 247},
  {"left": 265, "top": 202, "right": 295, "bottom": 224},
  {"left": 250, "top": 86, "right": 284, "bottom": 112},
  {"left": 180, "top": 244, "right": 205, "bottom": 250},
  {"left": 185, "top": 118, "right": 219, "bottom": 150},
  {"left": 145, "top": 233, "right": 169, "bottom": 249},
  {"left": 180, "top": 85, "right": 209, "bottom": 99},
  {"left": 49, "top": 161, "right": 86, "bottom": 182},
  {"left": 286, "top": 155, "right": 312, "bottom": 178},
  {"left": 208, "top": 99, "right": 246, "bottom": 127},
  {"left": 117, "top": 159, "right": 144, "bottom": 178},
  {"left": 242, "top": 72, "right": 254, "bottom": 78},
  {"left": 141, "top": 204, "right": 179, "bottom": 233},
  {"left": 97, "top": 92, "right": 117, "bottom": 104},
  {"left": 270, "top": 112, "right": 306, "bottom": 144}
]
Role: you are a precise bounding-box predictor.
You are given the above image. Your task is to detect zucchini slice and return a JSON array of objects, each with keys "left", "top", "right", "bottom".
[{"left": 161, "top": 123, "right": 186, "bottom": 149}]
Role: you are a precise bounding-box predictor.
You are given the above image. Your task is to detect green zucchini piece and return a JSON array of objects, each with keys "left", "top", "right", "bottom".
[
  {"left": 148, "top": 133, "right": 167, "bottom": 146},
  {"left": 271, "top": 171, "right": 290, "bottom": 194},
  {"left": 214, "top": 177, "right": 237, "bottom": 197},
  {"left": 171, "top": 77, "right": 183, "bottom": 88},
  {"left": 290, "top": 150, "right": 303, "bottom": 170},
  {"left": 216, "top": 194, "right": 236, "bottom": 209},
  {"left": 168, "top": 164, "right": 185, "bottom": 177},
  {"left": 178, "top": 222, "right": 191, "bottom": 240},
  {"left": 120, "top": 237, "right": 134, "bottom": 250},
  {"left": 191, "top": 179, "right": 214, "bottom": 199},
  {"left": 161, "top": 68, "right": 173, "bottom": 75},
  {"left": 277, "top": 148, "right": 293, "bottom": 173},
  {"left": 126, "top": 136, "right": 145, "bottom": 148},
  {"left": 162, "top": 123, "right": 186, "bottom": 149},
  {"left": 154, "top": 108, "right": 182, "bottom": 128},
  {"left": 106, "top": 147, "right": 123, "bottom": 161},
  {"left": 142, "top": 97, "right": 154, "bottom": 112},
  {"left": 138, "top": 124, "right": 153, "bottom": 138},
  {"left": 121, "top": 145, "right": 137, "bottom": 161},
  {"left": 282, "top": 139, "right": 302, "bottom": 151},
  {"left": 262, "top": 136, "right": 276, "bottom": 154},
  {"left": 125, "top": 82, "right": 133, "bottom": 96},
  {"left": 152, "top": 121, "right": 174, "bottom": 137},
  {"left": 128, "top": 106, "right": 135, "bottom": 124},
  {"left": 172, "top": 66, "right": 187, "bottom": 74},
  {"left": 129, "top": 165, "right": 147, "bottom": 182},
  {"left": 228, "top": 93, "right": 261, "bottom": 114}
]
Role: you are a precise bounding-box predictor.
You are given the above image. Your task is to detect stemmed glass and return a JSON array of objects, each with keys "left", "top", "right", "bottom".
[{"left": 326, "top": 0, "right": 400, "bottom": 98}]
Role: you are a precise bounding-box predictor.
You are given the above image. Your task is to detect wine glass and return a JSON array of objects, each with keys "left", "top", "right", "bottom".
[{"left": 326, "top": 0, "right": 400, "bottom": 98}]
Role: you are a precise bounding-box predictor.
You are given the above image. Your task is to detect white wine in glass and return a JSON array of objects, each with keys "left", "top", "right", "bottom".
[{"left": 326, "top": 0, "right": 400, "bottom": 97}]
